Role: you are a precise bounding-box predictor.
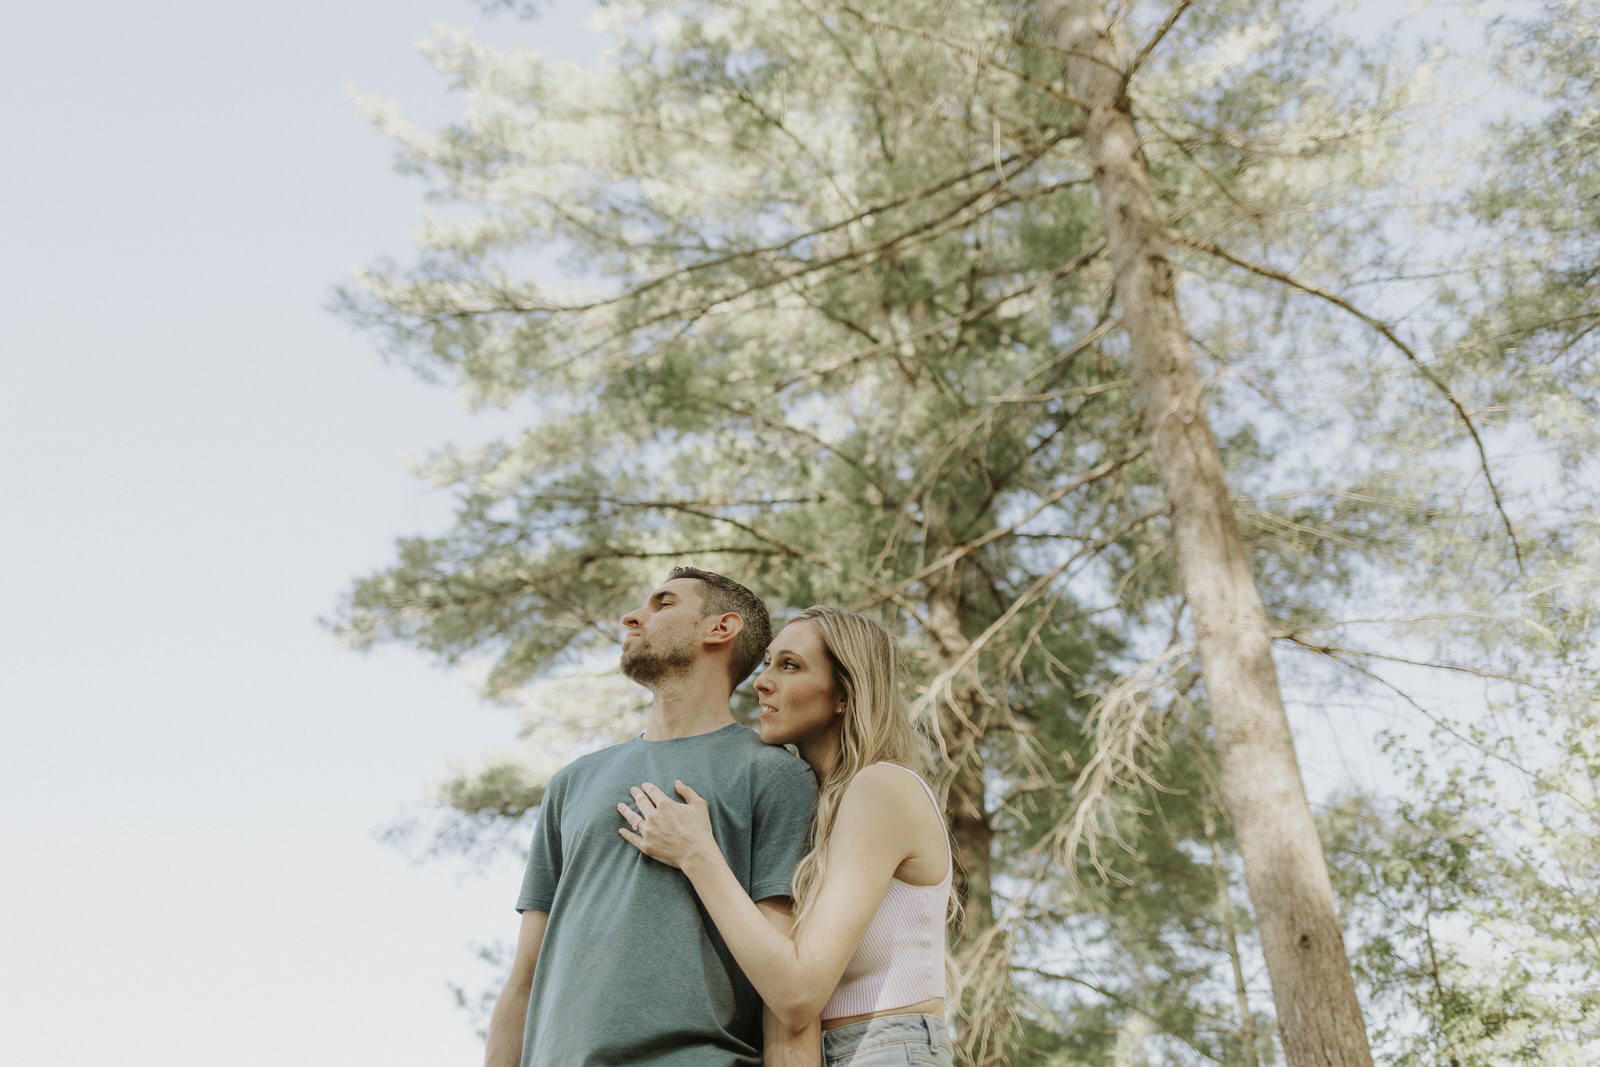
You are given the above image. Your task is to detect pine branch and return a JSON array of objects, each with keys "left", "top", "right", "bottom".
[
  {"left": 1282, "top": 635, "right": 1594, "bottom": 815},
  {"left": 837, "top": 6, "right": 1093, "bottom": 110},
  {"left": 909, "top": 504, "right": 1166, "bottom": 721},
  {"left": 1173, "top": 229, "right": 1526, "bottom": 570},
  {"left": 589, "top": 494, "right": 929, "bottom": 624},
  {"left": 598, "top": 160, "right": 1083, "bottom": 355},
  {"left": 757, "top": 235, "right": 1107, "bottom": 390},
  {"left": 875, "top": 283, "right": 1116, "bottom": 546},
  {"left": 1122, "top": 0, "right": 1194, "bottom": 91},
  {"left": 988, "top": 377, "right": 1132, "bottom": 404},
  {"left": 890, "top": 443, "right": 1150, "bottom": 597}
]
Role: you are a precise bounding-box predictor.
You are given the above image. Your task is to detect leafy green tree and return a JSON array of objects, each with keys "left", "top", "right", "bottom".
[
  {"left": 334, "top": 0, "right": 1557, "bottom": 1062},
  {"left": 337, "top": 3, "right": 1165, "bottom": 1058},
  {"left": 1040, "top": 1, "right": 1389, "bottom": 1060},
  {"left": 1304, "top": 5, "right": 1600, "bottom": 1060},
  {"left": 1322, "top": 688, "right": 1600, "bottom": 1066}
]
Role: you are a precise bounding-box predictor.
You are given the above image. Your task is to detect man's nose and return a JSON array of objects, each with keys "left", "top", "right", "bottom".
[{"left": 621, "top": 607, "right": 643, "bottom": 629}]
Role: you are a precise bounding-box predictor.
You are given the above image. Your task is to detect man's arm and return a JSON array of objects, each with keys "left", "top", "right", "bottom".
[
  {"left": 483, "top": 909, "right": 549, "bottom": 1067},
  {"left": 756, "top": 897, "right": 821, "bottom": 1066}
]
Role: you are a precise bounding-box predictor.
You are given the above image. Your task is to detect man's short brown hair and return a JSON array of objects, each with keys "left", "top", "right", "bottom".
[{"left": 667, "top": 566, "right": 772, "bottom": 685}]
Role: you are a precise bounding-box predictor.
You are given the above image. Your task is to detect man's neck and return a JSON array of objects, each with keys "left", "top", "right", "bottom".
[{"left": 642, "top": 672, "right": 738, "bottom": 740}]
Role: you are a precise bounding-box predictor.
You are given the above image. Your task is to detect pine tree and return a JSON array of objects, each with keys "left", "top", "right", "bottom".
[
  {"left": 1307, "top": 3, "right": 1600, "bottom": 1062},
  {"left": 334, "top": 1, "right": 1502, "bottom": 1061}
]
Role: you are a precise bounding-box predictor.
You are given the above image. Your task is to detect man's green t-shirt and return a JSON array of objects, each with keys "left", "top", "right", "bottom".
[{"left": 516, "top": 722, "right": 819, "bottom": 1067}]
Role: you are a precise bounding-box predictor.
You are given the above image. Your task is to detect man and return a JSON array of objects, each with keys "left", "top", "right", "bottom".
[{"left": 483, "top": 566, "right": 822, "bottom": 1066}]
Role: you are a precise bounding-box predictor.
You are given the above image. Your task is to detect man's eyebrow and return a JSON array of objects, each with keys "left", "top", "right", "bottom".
[{"left": 649, "top": 590, "right": 676, "bottom": 607}]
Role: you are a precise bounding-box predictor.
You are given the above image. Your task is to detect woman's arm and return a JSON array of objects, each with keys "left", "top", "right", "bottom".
[
  {"left": 757, "top": 897, "right": 823, "bottom": 1064},
  {"left": 620, "top": 764, "right": 931, "bottom": 1029}
]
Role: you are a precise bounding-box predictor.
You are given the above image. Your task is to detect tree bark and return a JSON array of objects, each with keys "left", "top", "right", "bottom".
[
  {"left": 1043, "top": 4, "right": 1375, "bottom": 1064},
  {"left": 926, "top": 566, "right": 995, "bottom": 941}
]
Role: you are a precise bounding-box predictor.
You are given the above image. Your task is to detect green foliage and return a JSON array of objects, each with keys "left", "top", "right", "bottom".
[
  {"left": 1316, "top": 11, "right": 1600, "bottom": 1055},
  {"left": 337, "top": 0, "right": 1600, "bottom": 1061},
  {"left": 1463, "top": 0, "right": 1600, "bottom": 390},
  {"left": 1324, "top": 702, "right": 1600, "bottom": 1066}
]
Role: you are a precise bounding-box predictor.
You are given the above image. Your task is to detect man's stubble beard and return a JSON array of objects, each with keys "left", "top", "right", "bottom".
[{"left": 619, "top": 632, "right": 698, "bottom": 687}]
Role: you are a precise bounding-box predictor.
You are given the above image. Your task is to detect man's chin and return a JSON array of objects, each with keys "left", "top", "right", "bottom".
[{"left": 620, "top": 650, "right": 691, "bottom": 686}]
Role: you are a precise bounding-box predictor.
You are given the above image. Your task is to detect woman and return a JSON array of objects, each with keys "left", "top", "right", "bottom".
[{"left": 618, "top": 606, "right": 956, "bottom": 1066}]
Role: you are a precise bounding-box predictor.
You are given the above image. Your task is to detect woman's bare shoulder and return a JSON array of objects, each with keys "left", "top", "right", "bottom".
[
  {"left": 839, "top": 763, "right": 938, "bottom": 824},
  {"left": 839, "top": 764, "right": 946, "bottom": 883},
  {"left": 849, "top": 760, "right": 929, "bottom": 793}
]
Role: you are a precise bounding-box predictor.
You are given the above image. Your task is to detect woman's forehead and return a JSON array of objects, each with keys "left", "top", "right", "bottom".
[{"left": 769, "top": 618, "right": 823, "bottom": 656}]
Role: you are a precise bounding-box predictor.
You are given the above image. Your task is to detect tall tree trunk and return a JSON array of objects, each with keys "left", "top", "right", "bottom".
[
  {"left": 926, "top": 565, "right": 994, "bottom": 941},
  {"left": 1044, "top": 4, "right": 1375, "bottom": 1064}
]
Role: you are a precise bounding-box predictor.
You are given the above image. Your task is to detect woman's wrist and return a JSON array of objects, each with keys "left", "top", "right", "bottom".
[{"left": 678, "top": 841, "right": 725, "bottom": 883}]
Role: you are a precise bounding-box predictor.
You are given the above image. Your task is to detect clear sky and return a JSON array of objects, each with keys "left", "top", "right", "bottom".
[{"left": 0, "top": 2, "right": 599, "bottom": 1064}]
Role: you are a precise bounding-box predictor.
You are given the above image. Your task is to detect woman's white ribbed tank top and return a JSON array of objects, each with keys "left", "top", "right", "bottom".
[{"left": 820, "top": 763, "right": 952, "bottom": 1021}]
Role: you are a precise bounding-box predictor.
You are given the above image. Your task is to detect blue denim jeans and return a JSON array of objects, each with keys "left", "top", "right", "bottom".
[{"left": 822, "top": 1014, "right": 955, "bottom": 1066}]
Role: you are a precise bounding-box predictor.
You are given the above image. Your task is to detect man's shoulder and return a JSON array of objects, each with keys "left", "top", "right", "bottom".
[
  {"left": 716, "top": 726, "right": 807, "bottom": 767},
  {"left": 712, "top": 723, "right": 772, "bottom": 754},
  {"left": 550, "top": 724, "right": 808, "bottom": 783},
  {"left": 741, "top": 739, "right": 817, "bottom": 797},
  {"left": 685, "top": 725, "right": 815, "bottom": 800},
  {"left": 549, "top": 736, "right": 639, "bottom": 784}
]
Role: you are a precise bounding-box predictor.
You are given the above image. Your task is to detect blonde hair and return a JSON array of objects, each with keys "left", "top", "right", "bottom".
[{"left": 786, "top": 606, "right": 939, "bottom": 930}]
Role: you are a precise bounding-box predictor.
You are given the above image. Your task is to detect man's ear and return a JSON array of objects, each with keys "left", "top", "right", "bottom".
[{"left": 701, "top": 611, "right": 745, "bottom": 650}]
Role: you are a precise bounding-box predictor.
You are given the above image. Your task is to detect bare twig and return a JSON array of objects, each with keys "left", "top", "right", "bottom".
[
  {"left": 1123, "top": 0, "right": 1194, "bottom": 90},
  {"left": 1174, "top": 229, "right": 1525, "bottom": 569},
  {"left": 1283, "top": 638, "right": 1592, "bottom": 811},
  {"left": 1046, "top": 642, "right": 1196, "bottom": 888},
  {"left": 839, "top": 5, "right": 1093, "bottom": 110},
  {"left": 909, "top": 504, "right": 1166, "bottom": 719}
]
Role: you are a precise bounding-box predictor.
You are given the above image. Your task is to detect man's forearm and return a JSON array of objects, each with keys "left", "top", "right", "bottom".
[
  {"left": 487, "top": 909, "right": 547, "bottom": 1066},
  {"left": 483, "top": 976, "right": 532, "bottom": 1067}
]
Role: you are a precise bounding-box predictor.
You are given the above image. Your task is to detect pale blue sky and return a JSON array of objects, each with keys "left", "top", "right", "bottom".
[{"left": 0, "top": 2, "right": 598, "bottom": 1063}]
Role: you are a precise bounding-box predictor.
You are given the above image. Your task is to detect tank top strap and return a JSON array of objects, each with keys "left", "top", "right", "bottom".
[{"left": 872, "top": 762, "right": 952, "bottom": 886}]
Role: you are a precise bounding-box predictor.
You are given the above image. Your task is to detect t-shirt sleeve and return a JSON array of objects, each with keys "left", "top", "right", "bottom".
[
  {"left": 515, "top": 773, "right": 564, "bottom": 913},
  {"left": 747, "top": 758, "right": 819, "bottom": 902}
]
